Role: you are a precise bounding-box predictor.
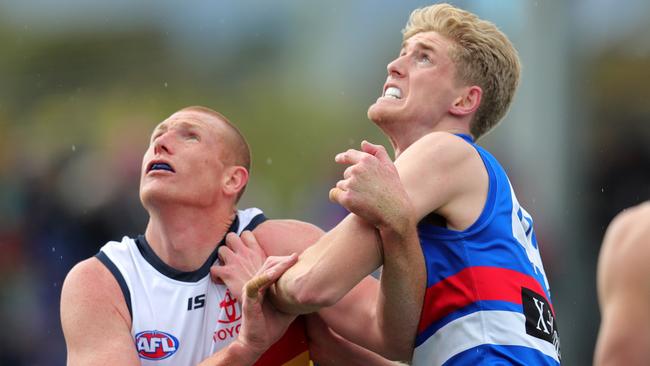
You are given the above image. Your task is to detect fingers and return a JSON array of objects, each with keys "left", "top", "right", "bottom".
[
  {"left": 244, "top": 254, "right": 299, "bottom": 300},
  {"left": 361, "top": 140, "right": 391, "bottom": 163},
  {"left": 245, "top": 273, "right": 270, "bottom": 301},
  {"left": 329, "top": 187, "right": 348, "bottom": 204},
  {"left": 240, "top": 230, "right": 263, "bottom": 252},
  {"left": 262, "top": 254, "right": 299, "bottom": 283},
  {"left": 217, "top": 245, "right": 235, "bottom": 264},
  {"left": 225, "top": 232, "right": 246, "bottom": 252},
  {"left": 335, "top": 149, "right": 368, "bottom": 165}
]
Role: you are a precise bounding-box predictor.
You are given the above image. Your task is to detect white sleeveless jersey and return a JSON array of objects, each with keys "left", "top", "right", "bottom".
[{"left": 97, "top": 208, "right": 267, "bottom": 365}]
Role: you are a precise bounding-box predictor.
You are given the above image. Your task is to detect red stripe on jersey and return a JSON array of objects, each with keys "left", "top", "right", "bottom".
[
  {"left": 417, "top": 266, "right": 552, "bottom": 334},
  {"left": 254, "top": 316, "right": 310, "bottom": 365}
]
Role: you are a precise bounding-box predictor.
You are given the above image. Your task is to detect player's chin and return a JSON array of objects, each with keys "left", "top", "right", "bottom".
[
  {"left": 367, "top": 102, "right": 397, "bottom": 125},
  {"left": 140, "top": 185, "right": 173, "bottom": 207}
]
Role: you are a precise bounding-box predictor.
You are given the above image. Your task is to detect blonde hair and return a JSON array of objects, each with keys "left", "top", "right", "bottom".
[{"left": 403, "top": 3, "right": 521, "bottom": 139}]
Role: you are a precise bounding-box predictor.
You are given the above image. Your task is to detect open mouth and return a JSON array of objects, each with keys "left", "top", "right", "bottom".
[
  {"left": 147, "top": 161, "right": 175, "bottom": 173},
  {"left": 383, "top": 86, "right": 402, "bottom": 100}
]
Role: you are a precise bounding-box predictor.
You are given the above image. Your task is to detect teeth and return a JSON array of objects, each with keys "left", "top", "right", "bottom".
[{"left": 384, "top": 87, "right": 402, "bottom": 99}]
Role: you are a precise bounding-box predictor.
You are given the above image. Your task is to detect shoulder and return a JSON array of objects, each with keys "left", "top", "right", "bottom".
[
  {"left": 599, "top": 202, "right": 650, "bottom": 296},
  {"left": 396, "top": 131, "right": 484, "bottom": 184},
  {"left": 607, "top": 201, "right": 650, "bottom": 238},
  {"left": 62, "top": 257, "right": 139, "bottom": 364},
  {"left": 252, "top": 219, "right": 325, "bottom": 256},
  {"left": 396, "top": 132, "right": 488, "bottom": 221},
  {"left": 601, "top": 202, "right": 650, "bottom": 259},
  {"left": 398, "top": 132, "right": 478, "bottom": 165},
  {"left": 61, "top": 257, "right": 131, "bottom": 327}
]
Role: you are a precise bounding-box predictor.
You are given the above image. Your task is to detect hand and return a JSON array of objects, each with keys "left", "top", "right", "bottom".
[
  {"left": 211, "top": 231, "right": 267, "bottom": 300},
  {"left": 329, "top": 141, "right": 415, "bottom": 233},
  {"left": 236, "top": 254, "right": 299, "bottom": 356}
]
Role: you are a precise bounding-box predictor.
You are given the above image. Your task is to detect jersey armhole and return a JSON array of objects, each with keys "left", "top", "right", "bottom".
[
  {"left": 243, "top": 213, "right": 267, "bottom": 231},
  {"left": 95, "top": 251, "right": 133, "bottom": 319}
]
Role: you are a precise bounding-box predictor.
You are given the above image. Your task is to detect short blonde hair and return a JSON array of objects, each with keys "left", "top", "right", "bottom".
[{"left": 403, "top": 3, "right": 521, "bottom": 139}]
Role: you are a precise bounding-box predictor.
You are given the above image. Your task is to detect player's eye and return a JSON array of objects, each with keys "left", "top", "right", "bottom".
[{"left": 417, "top": 52, "right": 432, "bottom": 64}]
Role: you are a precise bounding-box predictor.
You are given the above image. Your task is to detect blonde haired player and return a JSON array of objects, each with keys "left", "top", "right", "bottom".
[{"left": 226, "top": 3, "right": 561, "bottom": 365}]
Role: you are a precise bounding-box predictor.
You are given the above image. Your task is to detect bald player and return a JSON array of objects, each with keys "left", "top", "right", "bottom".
[
  {"left": 60, "top": 106, "right": 397, "bottom": 365},
  {"left": 595, "top": 201, "right": 650, "bottom": 365}
]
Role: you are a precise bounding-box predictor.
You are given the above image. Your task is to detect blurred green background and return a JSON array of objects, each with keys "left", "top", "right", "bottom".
[{"left": 0, "top": 0, "right": 648, "bottom": 364}]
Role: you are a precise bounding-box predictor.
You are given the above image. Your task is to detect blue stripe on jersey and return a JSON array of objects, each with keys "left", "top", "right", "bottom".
[
  {"left": 442, "top": 344, "right": 560, "bottom": 366},
  {"left": 415, "top": 300, "right": 523, "bottom": 346},
  {"left": 416, "top": 137, "right": 552, "bottom": 301}
]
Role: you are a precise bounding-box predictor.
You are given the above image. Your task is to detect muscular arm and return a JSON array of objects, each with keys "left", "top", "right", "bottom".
[
  {"left": 252, "top": 220, "right": 401, "bottom": 359},
  {"left": 267, "top": 133, "right": 487, "bottom": 359},
  {"left": 595, "top": 202, "right": 650, "bottom": 366},
  {"left": 62, "top": 257, "right": 287, "bottom": 366},
  {"left": 270, "top": 214, "right": 383, "bottom": 312},
  {"left": 61, "top": 258, "right": 141, "bottom": 366}
]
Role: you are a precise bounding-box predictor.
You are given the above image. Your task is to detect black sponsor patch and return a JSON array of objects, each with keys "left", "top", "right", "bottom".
[{"left": 522, "top": 287, "right": 561, "bottom": 359}]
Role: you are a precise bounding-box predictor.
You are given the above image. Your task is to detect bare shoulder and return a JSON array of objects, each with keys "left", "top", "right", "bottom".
[
  {"left": 61, "top": 257, "right": 131, "bottom": 327},
  {"left": 253, "top": 219, "right": 325, "bottom": 256},
  {"left": 601, "top": 202, "right": 650, "bottom": 260},
  {"left": 599, "top": 202, "right": 650, "bottom": 295},
  {"left": 397, "top": 131, "right": 477, "bottom": 165},
  {"left": 61, "top": 257, "right": 137, "bottom": 365},
  {"left": 396, "top": 131, "right": 488, "bottom": 224}
]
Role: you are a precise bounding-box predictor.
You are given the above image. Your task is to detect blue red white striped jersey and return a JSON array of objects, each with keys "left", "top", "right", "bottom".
[{"left": 413, "top": 134, "right": 561, "bottom": 365}]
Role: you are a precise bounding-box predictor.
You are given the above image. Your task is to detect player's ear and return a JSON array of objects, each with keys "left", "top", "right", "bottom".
[
  {"left": 449, "top": 85, "right": 482, "bottom": 117},
  {"left": 222, "top": 166, "right": 249, "bottom": 199}
]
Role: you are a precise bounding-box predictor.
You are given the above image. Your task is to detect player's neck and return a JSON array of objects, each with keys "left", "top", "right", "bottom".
[
  {"left": 144, "top": 204, "right": 236, "bottom": 272},
  {"left": 386, "top": 118, "right": 471, "bottom": 158}
]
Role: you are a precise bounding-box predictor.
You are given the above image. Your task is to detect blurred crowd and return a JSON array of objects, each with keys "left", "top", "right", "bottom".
[{"left": 0, "top": 1, "right": 648, "bottom": 364}]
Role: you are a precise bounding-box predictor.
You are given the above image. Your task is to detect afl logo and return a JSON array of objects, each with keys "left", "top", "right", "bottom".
[
  {"left": 218, "top": 289, "right": 241, "bottom": 324},
  {"left": 135, "top": 330, "right": 179, "bottom": 360}
]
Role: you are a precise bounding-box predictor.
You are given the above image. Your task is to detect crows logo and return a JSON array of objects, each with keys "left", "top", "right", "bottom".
[{"left": 218, "top": 289, "right": 241, "bottom": 324}]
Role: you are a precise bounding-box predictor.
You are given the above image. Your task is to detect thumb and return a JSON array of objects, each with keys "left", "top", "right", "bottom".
[{"left": 361, "top": 140, "right": 392, "bottom": 163}]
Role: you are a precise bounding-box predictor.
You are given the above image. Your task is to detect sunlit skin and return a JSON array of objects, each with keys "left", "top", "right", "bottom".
[
  {"left": 140, "top": 110, "right": 242, "bottom": 211},
  {"left": 368, "top": 31, "right": 481, "bottom": 156},
  {"left": 139, "top": 110, "right": 248, "bottom": 271}
]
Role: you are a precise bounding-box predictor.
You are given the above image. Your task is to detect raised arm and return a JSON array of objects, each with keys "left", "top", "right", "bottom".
[
  {"left": 213, "top": 221, "right": 407, "bottom": 360},
  {"left": 595, "top": 202, "right": 650, "bottom": 366},
  {"left": 270, "top": 214, "right": 383, "bottom": 312},
  {"left": 268, "top": 132, "right": 488, "bottom": 358},
  {"left": 327, "top": 141, "right": 425, "bottom": 360}
]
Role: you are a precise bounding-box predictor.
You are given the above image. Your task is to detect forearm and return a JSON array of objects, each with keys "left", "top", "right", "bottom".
[
  {"left": 199, "top": 340, "right": 261, "bottom": 366},
  {"left": 375, "top": 224, "right": 426, "bottom": 360},
  {"left": 307, "top": 314, "right": 399, "bottom": 366},
  {"left": 320, "top": 224, "right": 424, "bottom": 360},
  {"left": 270, "top": 214, "right": 383, "bottom": 314}
]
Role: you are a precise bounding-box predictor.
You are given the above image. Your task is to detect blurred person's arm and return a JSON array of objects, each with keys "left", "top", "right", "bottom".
[
  {"left": 61, "top": 256, "right": 297, "bottom": 366},
  {"left": 595, "top": 202, "right": 650, "bottom": 366}
]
